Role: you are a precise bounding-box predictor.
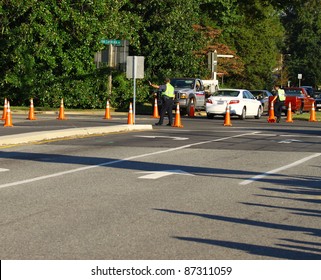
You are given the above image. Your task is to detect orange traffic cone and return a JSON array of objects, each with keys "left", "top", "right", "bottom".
[
  {"left": 173, "top": 103, "right": 183, "bottom": 128},
  {"left": 151, "top": 97, "right": 160, "bottom": 118},
  {"left": 103, "top": 100, "right": 112, "bottom": 119},
  {"left": 127, "top": 102, "right": 134, "bottom": 124},
  {"left": 27, "top": 98, "right": 37, "bottom": 120},
  {"left": 188, "top": 99, "right": 195, "bottom": 117},
  {"left": 309, "top": 102, "right": 317, "bottom": 122},
  {"left": 3, "top": 101, "right": 13, "bottom": 127},
  {"left": 267, "top": 101, "right": 276, "bottom": 123},
  {"left": 223, "top": 103, "right": 232, "bottom": 126},
  {"left": 286, "top": 102, "right": 293, "bottom": 123},
  {"left": 57, "top": 98, "right": 67, "bottom": 120},
  {"left": 1, "top": 98, "right": 8, "bottom": 120}
]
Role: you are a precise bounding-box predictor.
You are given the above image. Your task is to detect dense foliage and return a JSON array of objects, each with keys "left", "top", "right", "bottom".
[{"left": 0, "top": 0, "right": 320, "bottom": 109}]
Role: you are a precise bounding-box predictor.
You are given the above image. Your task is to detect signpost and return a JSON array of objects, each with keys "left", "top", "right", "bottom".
[
  {"left": 208, "top": 50, "right": 234, "bottom": 89},
  {"left": 126, "top": 56, "right": 145, "bottom": 124},
  {"left": 97, "top": 39, "right": 128, "bottom": 96},
  {"left": 298, "top": 73, "right": 302, "bottom": 87}
]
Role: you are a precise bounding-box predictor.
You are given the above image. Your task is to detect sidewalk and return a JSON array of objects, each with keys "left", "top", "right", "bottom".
[{"left": 0, "top": 110, "right": 153, "bottom": 146}]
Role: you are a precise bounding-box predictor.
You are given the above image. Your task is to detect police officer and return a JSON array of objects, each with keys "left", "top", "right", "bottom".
[
  {"left": 272, "top": 84, "right": 286, "bottom": 123},
  {"left": 149, "top": 78, "right": 175, "bottom": 126}
]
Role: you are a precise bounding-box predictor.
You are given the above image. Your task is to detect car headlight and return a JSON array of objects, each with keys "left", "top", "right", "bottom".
[{"left": 180, "top": 93, "right": 187, "bottom": 99}]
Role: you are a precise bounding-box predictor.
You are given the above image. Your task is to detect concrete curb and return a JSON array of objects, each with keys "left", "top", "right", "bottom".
[{"left": 0, "top": 124, "right": 153, "bottom": 146}]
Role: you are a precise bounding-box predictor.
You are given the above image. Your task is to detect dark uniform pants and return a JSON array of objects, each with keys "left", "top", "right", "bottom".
[
  {"left": 274, "top": 101, "right": 284, "bottom": 118},
  {"left": 159, "top": 95, "right": 174, "bottom": 125}
]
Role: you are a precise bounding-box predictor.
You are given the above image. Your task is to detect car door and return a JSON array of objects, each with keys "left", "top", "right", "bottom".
[
  {"left": 195, "top": 79, "right": 205, "bottom": 106},
  {"left": 243, "top": 91, "right": 258, "bottom": 115}
]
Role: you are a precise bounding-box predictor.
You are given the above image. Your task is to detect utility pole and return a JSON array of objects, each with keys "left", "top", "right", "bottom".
[{"left": 208, "top": 50, "right": 234, "bottom": 89}]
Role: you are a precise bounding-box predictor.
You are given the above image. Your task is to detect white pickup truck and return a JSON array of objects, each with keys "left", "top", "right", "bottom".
[{"left": 170, "top": 78, "right": 218, "bottom": 115}]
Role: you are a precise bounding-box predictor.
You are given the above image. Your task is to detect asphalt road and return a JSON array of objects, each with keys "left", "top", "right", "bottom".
[{"left": 0, "top": 113, "right": 321, "bottom": 259}]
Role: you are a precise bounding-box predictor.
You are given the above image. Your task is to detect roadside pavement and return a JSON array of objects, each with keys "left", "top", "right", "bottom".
[{"left": 0, "top": 110, "right": 153, "bottom": 146}]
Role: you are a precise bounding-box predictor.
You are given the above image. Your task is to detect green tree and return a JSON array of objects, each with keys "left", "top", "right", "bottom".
[
  {"left": 229, "top": 2, "right": 284, "bottom": 89},
  {"left": 122, "top": 0, "right": 208, "bottom": 81},
  {"left": 0, "top": 0, "right": 133, "bottom": 107},
  {"left": 197, "top": 0, "right": 284, "bottom": 89},
  {"left": 282, "top": 0, "right": 321, "bottom": 87}
]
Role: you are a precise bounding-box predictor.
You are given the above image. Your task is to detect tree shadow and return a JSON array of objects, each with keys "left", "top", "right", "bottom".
[
  {"left": 242, "top": 202, "right": 321, "bottom": 218},
  {"left": 154, "top": 208, "right": 321, "bottom": 259},
  {"left": 173, "top": 236, "right": 321, "bottom": 260}
]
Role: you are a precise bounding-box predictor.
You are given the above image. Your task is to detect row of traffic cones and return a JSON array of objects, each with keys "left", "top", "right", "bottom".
[
  {"left": 0, "top": 97, "right": 184, "bottom": 127},
  {"left": 267, "top": 101, "right": 317, "bottom": 123},
  {"left": 3, "top": 97, "right": 317, "bottom": 128}
]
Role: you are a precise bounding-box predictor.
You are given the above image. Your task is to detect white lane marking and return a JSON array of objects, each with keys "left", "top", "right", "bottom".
[
  {"left": 137, "top": 170, "right": 194, "bottom": 179},
  {"left": 0, "top": 168, "right": 9, "bottom": 172},
  {"left": 240, "top": 153, "right": 321, "bottom": 185},
  {"left": 135, "top": 135, "right": 189, "bottom": 140},
  {"left": 278, "top": 139, "right": 302, "bottom": 144},
  {"left": 0, "top": 132, "right": 257, "bottom": 190}
]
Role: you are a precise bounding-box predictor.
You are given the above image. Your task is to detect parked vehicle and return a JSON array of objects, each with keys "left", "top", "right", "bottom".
[
  {"left": 249, "top": 90, "right": 273, "bottom": 112},
  {"left": 206, "top": 89, "right": 262, "bottom": 119},
  {"left": 152, "top": 77, "right": 218, "bottom": 114},
  {"left": 312, "top": 91, "right": 321, "bottom": 111},
  {"left": 301, "top": 86, "right": 314, "bottom": 97},
  {"left": 169, "top": 78, "right": 207, "bottom": 115},
  {"left": 283, "top": 87, "right": 315, "bottom": 114}
]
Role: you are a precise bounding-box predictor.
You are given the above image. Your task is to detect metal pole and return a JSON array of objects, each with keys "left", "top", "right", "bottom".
[
  {"left": 108, "top": 44, "right": 113, "bottom": 96},
  {"left": 133, "top": 56, "right": 137, "bottom": 124},
  {"left": 213, "top": 50, "right": 217, "bottom": 82}
]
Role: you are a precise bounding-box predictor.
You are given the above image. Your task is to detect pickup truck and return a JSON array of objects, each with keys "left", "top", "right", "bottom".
[
  {"left": 170, "top": 78, "right": 207, "bottom": 115},
  {"left": 283, "top": 87, "right": 315, "bottom": 114}
]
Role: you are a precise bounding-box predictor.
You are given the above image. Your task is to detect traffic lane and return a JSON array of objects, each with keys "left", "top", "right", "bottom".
[
  {"left": 0, "top": 140, "right": 320, "bottom": 259},
  {"left": 0, "top": 131, "right": 261, "bottom": 188},
  {"left": 1, "top": 123, "right": 321, "bottom": 187},
  {"left": 1, "top": 130, "right": 319, "bottom": 259},
  {"left": 45, "top": 121, "right": 321, "bottom": 154}
]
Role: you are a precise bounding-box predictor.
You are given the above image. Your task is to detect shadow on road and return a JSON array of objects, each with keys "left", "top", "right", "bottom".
[{"left": 154, "top": 208, "right": 321, "bottom": 259}]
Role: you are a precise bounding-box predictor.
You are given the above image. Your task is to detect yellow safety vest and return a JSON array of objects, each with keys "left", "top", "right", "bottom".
[
  {"left": 162, "top": 83, "right": 175, "bottom": 98},
  {"left": 278, "top": 89, "right": 285, "bottom": 101}
]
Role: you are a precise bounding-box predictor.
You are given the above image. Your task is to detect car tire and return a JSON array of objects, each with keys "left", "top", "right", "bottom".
[
  {"left": 207, "top": 113, "right": 214, "bottom": 119},
  {"left": 239, "top": 107, "right": 246, "bottom": 120},
  {"left": 255, "top": 107, "right": 262, "bottom": 119}
]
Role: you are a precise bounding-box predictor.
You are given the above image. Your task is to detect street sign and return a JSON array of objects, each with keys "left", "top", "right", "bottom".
[
  {"left": 126, "top": 56, "right": 144, "bottom": 79},
  {"left": 100, "top": 39, "right": 122, "bottom": 46}
]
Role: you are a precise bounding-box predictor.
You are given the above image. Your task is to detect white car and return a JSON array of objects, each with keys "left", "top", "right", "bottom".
[{"left": 206, "top": 89, "right": 263, "bottom": 119}]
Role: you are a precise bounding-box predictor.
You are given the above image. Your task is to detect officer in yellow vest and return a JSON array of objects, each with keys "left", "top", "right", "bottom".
[
  {"left": 149, "top": 78, "right": 175, "bottom": 126},
  {"left": 272, "top": 84, "right": 286, "bottom": 123}
]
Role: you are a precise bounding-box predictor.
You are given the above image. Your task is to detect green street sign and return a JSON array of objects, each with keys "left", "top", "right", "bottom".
[{"left": 100, "top": 39, "right": 122, "bottom": 46}]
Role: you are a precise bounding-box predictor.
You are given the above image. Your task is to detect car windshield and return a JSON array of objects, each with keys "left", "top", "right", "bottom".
[
  {"left": 251, "top": 91, "right": 265, "bottom": 97},
  {"left": 285, "top": 89, "right": 304, "bottom": 96},
  {"left": 303, "top": 87, "right": 313, "bottom": 95},
  {"left": 213, "top": 90, "right": 240, "bottom": 97},
  {"left": 170, "top": 79, "right": 194, "bottom": 89}
]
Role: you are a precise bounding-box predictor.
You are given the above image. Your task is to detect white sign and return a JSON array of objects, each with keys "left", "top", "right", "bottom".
[
  {"left": 126, "top": 56, "right": 144, "bottom": 79},
  {"left": 298, "top": 73, "right": 302, "bottom": 79}
]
